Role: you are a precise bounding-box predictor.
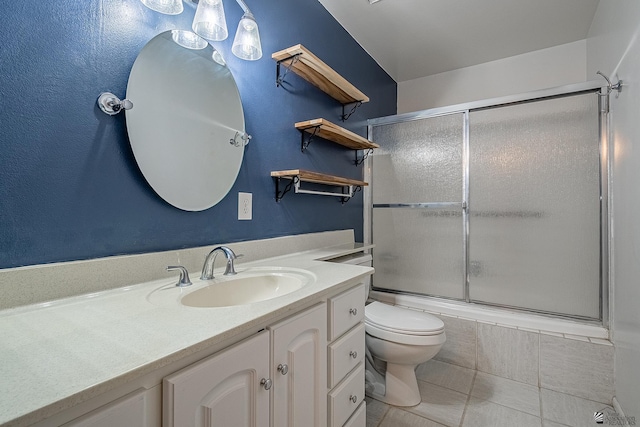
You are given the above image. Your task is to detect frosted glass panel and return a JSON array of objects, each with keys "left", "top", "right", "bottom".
[
  {"left": 468, "top": 93, "right": 600, "bottom": 318},
  {"left": 371, "top": 114, "right": 463, "bottom": 204},
  {"left": 372, "top": 208, "right": 464, "bottom": 299}
]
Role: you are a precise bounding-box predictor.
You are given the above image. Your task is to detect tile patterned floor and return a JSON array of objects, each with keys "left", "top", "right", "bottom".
[{"left": 366, "top": 360, "right": 615, "bottom": 427}]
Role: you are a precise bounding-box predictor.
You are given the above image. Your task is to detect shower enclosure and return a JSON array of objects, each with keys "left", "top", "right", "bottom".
[{"left": 366, "top": 83, "right": 607, "bottom": 321}]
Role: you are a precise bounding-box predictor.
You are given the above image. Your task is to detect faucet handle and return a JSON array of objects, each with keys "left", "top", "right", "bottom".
[{"left": 167, "top": 266, "right": 192, "bottom": 287}]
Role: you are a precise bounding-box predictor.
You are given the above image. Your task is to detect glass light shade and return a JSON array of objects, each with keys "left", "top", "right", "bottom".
[
  {"left": 192, "top": 0, "right": 228, "bottom": 41},
  {"left": 171, "top": 30, "right": 208, "bottom": 50},
  {"left": 140, "top": 0, "right": 184, "bottom": 15},
  {"left": 232, "top": 13, "right": 262, "bottom": 60}
]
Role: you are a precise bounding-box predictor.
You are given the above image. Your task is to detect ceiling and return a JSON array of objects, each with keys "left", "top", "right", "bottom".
[{"left": 317, "top": 0, "right": 600, "bottom": 82}]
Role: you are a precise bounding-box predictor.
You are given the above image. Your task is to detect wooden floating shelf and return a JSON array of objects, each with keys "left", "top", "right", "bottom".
[
  {"left": 271, "top": 169, "right": 368, "bottom": 187},
  {"left": 272, "top": 44, "right": 369, "bottom": 105},
  {"left": 295, "top": 118, "right": 379, "bottom": 151}
]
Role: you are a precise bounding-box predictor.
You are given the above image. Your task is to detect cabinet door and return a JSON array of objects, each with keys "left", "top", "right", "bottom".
[
  {"left": 163, "top": 330, "right": 270, "bottom": 427},
  {"left": 63, "top": 388, "right": 160, "bottom": 427},
  {"left": 270, "top": 303, "right": 327, "bottom": 427}
]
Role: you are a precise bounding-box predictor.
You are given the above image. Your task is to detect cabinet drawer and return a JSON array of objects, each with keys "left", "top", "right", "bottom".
[
  {"left": 328, "top": 323, "right": 365, "bottom": 388},
  {"left": 328, "top": 284, "right": 365, "bottom": 340},
  {"left": 328, "top": 363, "right": 365, "bottom": 427},
  {"left": 343, "top": 401, "right": 366, "bottom": 427}
]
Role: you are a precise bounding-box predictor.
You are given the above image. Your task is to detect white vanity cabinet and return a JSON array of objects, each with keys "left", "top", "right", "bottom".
[
  {"left": 269, "top": 302, "right": 327, "bottom": 427},
  {"left": 163, "top": 330, "right": 271, "bottom": 427},
  {"left": 163, "top": 303, "right": 327, "bottom": 427},
  {"left": 60, "top": 388, "right": 160, "bottom": 427},
  {"left": 327, "top": 284, "right": 366, "bottom": 427}
]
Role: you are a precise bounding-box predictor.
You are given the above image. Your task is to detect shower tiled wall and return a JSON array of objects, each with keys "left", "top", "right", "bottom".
[{"left": 430, "top": 313, "right": 614, "bottom": 405}]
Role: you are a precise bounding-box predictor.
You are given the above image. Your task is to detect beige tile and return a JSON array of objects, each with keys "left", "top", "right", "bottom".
[
  {"left": 542, "top": 421, "right": 571, "bottom": 427},
  {"left": 477, "top": 323, "right": 539, "bottom": 385},
  {"left": 433, "top": 315, "right": 477, "bottom": 369},
  {"left": 539, "top": 335, "right": 614, "bottom": 404},
  {"left": 379, "top": 408, "right": 446, "bottom": 427},
  {"left": 415, "top": 359, "right": 476, "bottom": 394},
  {"left": 407, "top": 381, "right": 468, "bottom": 426},
  {"left": 589, "top": 338, "right": 613, "bottom": 346},
  {"left": 541, "top": 388, "right": 614, "bottom": 427},
  {"left": 471, "top": 371, "right": 540, "bottom": 416},
  {"left": 563, "top": 334, "right": 589, "bottom": 342},
  {"left": 462, "top": 397, "right": 542, "bottom": 427},
  {"left": 366, "top": 396, "right": 390, "bottom": 427}
]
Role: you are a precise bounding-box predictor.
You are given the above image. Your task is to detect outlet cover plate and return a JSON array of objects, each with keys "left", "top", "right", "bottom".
[{"left": 238, "top": 192, "right": 252, "bottom": 220}]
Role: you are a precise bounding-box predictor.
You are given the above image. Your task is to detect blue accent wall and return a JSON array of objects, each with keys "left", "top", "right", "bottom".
[{"left": 0, "top": 0, "right": 396, "bottom": 269}]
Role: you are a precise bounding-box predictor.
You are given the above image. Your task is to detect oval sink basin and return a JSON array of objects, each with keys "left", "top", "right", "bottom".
[{"left": 171, "top": 268, "right": 315, "bottom": 308}]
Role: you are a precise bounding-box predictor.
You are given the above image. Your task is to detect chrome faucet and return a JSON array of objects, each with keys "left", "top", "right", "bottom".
[{"left": 201, "top": 246, "right": 238, "bottom": 280}]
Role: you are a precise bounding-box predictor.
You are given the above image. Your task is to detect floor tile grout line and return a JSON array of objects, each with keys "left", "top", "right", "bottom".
[
  {"left": 458, "top": 369, "right": 477, "bottom": 427},
  {"left": 374, "top": 403, "right": 391, "bottom": 427}
]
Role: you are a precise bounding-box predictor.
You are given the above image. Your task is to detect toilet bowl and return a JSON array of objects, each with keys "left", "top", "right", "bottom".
[
  {"left": 328, "top": 252, "right": 446, "bottom": 407},
  {"left": 364, "top": 301, "right": 446, "bottom": 406}
]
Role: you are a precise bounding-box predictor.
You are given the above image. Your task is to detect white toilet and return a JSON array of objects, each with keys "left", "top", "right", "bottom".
[
  {"left": 364, "top": 301, "right": 445, "bottom": 406},
  {"left": 333, "top": 252, "right": 446, "bottom": 407}
]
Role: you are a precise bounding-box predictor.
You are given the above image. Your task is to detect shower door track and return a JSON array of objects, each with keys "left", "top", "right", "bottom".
[{"left": 365, "top": 80, "right": 610, "bottom": 325}]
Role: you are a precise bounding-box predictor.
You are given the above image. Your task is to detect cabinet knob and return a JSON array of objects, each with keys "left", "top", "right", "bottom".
[
  {"left": 349, "top": 351, "right": 358, "bottom": 359},
  {"left": 349, "top": 308, "right": 358, "bottom": 316},
  {"left": 277, "top": 364, "right": 289, "bottom": 375},
  {"left": 349, "top": 395, "right": 358, "bottom": 403},
  {"left": 260, "top": 378, "right": 272, "bottom": 390}
]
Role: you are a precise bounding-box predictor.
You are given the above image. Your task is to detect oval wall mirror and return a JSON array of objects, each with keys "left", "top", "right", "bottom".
[{"left": 126, "top": 30, "right": 246, "bottom": 211}]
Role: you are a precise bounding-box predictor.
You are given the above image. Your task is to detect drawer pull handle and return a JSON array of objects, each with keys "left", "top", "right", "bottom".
[
  {"left": 349, "top": 351, "right": 358, "bottom": 359},
  {"left": 349, "top": 395, "right": 358, "bottom": 403},
  {"left": 349, "top": 308, "right": 358, "bottom": 316},
  {"left": 260, "top": 378, "right": 272, "bottom": 390},
  {"left": 277, "top": 364, "right": 289, "bottom": 375}
]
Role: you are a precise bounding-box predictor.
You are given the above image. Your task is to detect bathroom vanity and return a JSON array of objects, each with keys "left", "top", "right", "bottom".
[{"left": 0, "top": 233, "right": 372, "bottom": 427}]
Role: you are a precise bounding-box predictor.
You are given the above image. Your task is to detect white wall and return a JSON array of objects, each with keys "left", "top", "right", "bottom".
[
  {"left": 587, "top": 0, "right": 640, "bottom": 417},
  {"left": 397, "top": 40, "right": 587, "bottom": 113}
]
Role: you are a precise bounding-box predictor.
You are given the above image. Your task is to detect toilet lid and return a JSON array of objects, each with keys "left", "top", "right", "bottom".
[{"left": 365, "top": 302, "right": 444, "bottom": 336}]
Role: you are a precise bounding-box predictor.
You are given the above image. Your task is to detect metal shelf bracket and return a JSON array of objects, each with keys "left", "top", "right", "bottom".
[
  {"left": 354, "top": 148, "right": 374, "bottom": 166},
  {"left": 276, "top": 54, "right": 301, "bottom": 87},
  {"left": 300, "top": 125, "right": 322, "bottom": 152},
  {"left": 341, "top": 101, "right": 363, "bottom": 121}
]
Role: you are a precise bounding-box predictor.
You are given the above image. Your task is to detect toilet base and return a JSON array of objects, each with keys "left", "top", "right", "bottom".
[{"left": 365, "top": 359, "right": 421, "bottom": 407}]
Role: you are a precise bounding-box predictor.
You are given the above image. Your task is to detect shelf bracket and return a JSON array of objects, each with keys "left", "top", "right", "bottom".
[
  {"left": 354, "top": 148, "right": 374, "bottom": 166},
  {"left": 341, "top": 101, "right": 363, "bottom": 121},
  {"left": 300, "top": 125, "right": 322, "bottom": 152},
  {"left": 275, "top": 176, "right": 298, "bottom": 202},
  {"left": 340, "top": 185, "right": 362, "bottom": 204},
  {"left": 276, "top": 54, "right": 301, "bottom": 87}
]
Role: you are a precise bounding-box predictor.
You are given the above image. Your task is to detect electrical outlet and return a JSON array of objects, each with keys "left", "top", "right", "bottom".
[{"left": 238, "top": 192, "right": 252, "bottom": 220}]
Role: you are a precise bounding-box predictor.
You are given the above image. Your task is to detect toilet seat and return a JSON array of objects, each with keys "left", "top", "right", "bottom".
[{"left": 365, "top": 302, "right": 445, "bottom": 345}]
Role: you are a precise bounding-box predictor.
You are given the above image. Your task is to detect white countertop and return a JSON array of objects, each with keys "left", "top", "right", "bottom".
[{"left": 0, "top": 244, "right": 373, "bottom": 426}]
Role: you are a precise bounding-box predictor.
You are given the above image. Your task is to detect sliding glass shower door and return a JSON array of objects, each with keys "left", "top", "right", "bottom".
[
  {"left": 369, "top": 89, "right": 603, "bottom": 320},
  {"left": 468, "top": 93, "right": 601, "bottom": 318},
  {"left": 370, "top": 113, "right": 466, "bottom": 299}
]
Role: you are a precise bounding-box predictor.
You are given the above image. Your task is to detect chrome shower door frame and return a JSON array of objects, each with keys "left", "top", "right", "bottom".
[{"left": 365, "top": 81, "right": 610, "bottom": 325}]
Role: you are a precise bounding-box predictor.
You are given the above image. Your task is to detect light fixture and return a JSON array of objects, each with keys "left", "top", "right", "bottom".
[
  {"left": 231, "top": 11, "right": 261, "bottom": 61},
  {"left": 192, "top": 0, "right": 228, "bottom": 41},
  {"left": 140, "top": 0, "right": 184, "bottom": 15},
  {"left": 140, "top": 0, "right": 262, "bottom": 61}
]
